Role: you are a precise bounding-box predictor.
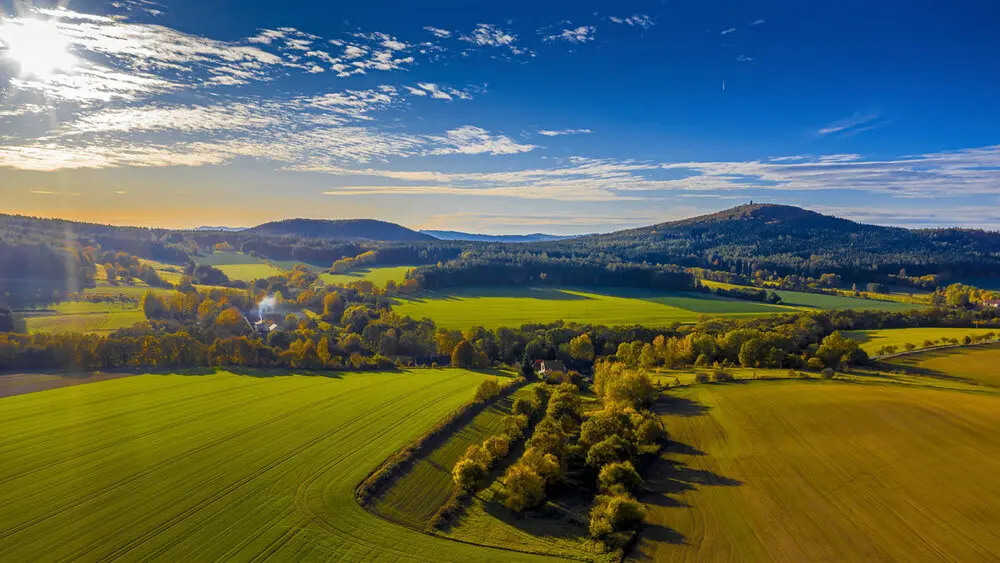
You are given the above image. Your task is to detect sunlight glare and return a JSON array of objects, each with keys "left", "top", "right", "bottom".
[{"left": 0, "top": 18, "right": 76, "bottom": 80}]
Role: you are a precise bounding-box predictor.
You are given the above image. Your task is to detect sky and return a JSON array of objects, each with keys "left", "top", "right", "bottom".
[{"left": 0, "top": 0, "right": 998, "bottom": 234}]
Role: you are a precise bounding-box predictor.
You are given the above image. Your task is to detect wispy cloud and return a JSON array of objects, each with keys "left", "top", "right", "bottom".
[
  {"left": 817, "top": 112, "right": 883, "bottom": 136},
  {"left": 607, "top": 14, "right": 655, "bottom": 28},
  {"left": 751, "top": 19, "right": 765, "bottom": 26},
  {"left": 423, "top": 26, "right": 451, "bottom": 38},
  {"left": 538, "top": 128, "right": 592, "bottom": 136},
  {"left": 543, "top": 26, "right": 595, "bottom": 44},
  {"left": 429, "top": 126, "right": 537, "bottom": 155},
  {"left": 459, "top": 24, "right": 530, "bottom": 56},
  {"left": 720, "top": 27, "right": 736, "bottom": 35},
  {"left": 302, "top": 145, "right": 1000, "bottom": 202},
  {"left": 736, "top": 54, "right": 753, "bottom": 62}
]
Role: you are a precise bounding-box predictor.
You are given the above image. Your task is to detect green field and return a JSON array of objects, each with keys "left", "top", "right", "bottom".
[
  {"left": 772, "top": 289, "right": 921, "bottom": 311},
  {"left": 845, "top": 327, "right": 998, "bottom": 355},
  {"left": 633, "top": 380, "right": 1000, "bottom": 561},
  {"left": 320, "top": 265, "right": 416, "bottom": 288},
  {"left": 372, "top": 384, "right": 535, "bottom": 529},
  {"left": 392, "top": 286, "right": 799, "bottom": 329},
  {"left": 194, "top": 251, "right": 282, "bottom": 281},
  {"left": 0, "top": 369, "right": 562, "bottom": 562},
  {"left": 883, "top": 344, "right": 1000, "bottom": 388},
  {"left": 24, "top": 301, "right": 146, "bottom": 335}
]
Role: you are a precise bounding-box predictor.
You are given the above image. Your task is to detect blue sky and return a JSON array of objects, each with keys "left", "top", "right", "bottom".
[{"left": 0, "top": 0, "right": 998, "bottom": 233}]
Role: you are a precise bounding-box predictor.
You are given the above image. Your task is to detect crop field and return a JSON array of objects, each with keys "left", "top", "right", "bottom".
[
  {"left": 320, "top": 265, "right": 416, "bottom": 287},
  {"left": 0, "top": 369, "right": 560, "bottom": 562},
  {"left": 772, "top": 289, "right": 921, "bottom": 311},
  {"left": 632, "top": 380, "right": 1000, "bottom": 562},
  {"left": 24, "top": 301, "right": 146, "bottom": 335},
  {"left": 392, "top": 287, "right": 798, "bottom": 329},
  {"left": 194, "top": 251, "right": 283, "bottom": 281},
  {"left": 845, "top": 327, "right": 998, "bottom": 355},
  {"left": 372, "top": 384, "right": 536, "bottom": 529},
  {"left": 883, "top": 344, "right": 1000, "bottom": 388}
]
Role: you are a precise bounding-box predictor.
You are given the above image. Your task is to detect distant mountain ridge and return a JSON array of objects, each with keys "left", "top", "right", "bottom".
[
  {"left": 194, "top": 226, "right": 246, "bottom": 232},
  {"left": 245, "top": 218, "right": 434, "bottom": 241},
  {"left": 421, "top": 230, "right": 578, "bottom": 243},
  {"left": 554, "top": 203, "right": 1000, "bottom": 277}
]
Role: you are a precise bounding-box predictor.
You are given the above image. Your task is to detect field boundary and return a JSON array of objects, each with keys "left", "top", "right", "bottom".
[
  {"left": 355, "top": 375, "right": 527, "bottom": 505},
  {"left": 354, "top": 377, "right": 598, "bottom": 561},
  {"left": 872, "top": 339, "right": 1000, "bottom": 361}
]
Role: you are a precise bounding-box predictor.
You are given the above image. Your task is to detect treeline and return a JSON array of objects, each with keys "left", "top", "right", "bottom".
[{"left": 409, "top": 251, "right": 694, "bottom": 292}]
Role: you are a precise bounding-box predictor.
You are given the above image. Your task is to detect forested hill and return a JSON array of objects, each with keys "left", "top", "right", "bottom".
[
  {"left": 421, "top": 230, "right": 576, "bottom": 243},
  {"left": 544, "top": 204, "right": 1000, "bottom": 278},
  {"left": 246, "top": 219, "right": 434, "bottom": 241}
]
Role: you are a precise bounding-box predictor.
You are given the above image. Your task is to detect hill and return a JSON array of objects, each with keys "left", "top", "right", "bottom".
[
  {"left": 554, "top": 203, "right": 1000, "bottom": 278},
  {"left": 246, "top": 218, "right": 434, "bottom": 241},
  {"left": 421, "top": 230, "right": 576, "bottom": 242}
]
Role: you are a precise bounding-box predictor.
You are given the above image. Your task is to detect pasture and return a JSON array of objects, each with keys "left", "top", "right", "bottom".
[
  {"left": 845, "top": 327, "right": 998, "bottom": 355},
  {"left": 883, "top": 344, "right": 1000, "bottom": 388},
  {"left": 0, "top": 369, "right": 558, "bottom": 562},
  {"left": 24, "top": 300, "right": 146, "bottom": 335},
  {"left": 392, "top": 286, "right": 797, "bottom": 329},
  {"left": 320, "top": 265, "right": 416, "bottom": 287},
  {"left": 194, "top": 251, "right": 283, "bottom": 281},
  {"left": 771, "top": 289, "right": 921, "bottom": 311},
  {"left": 372, "top": 384, "right": 536, "bottom": 529},
  {"left": 633, "top": 380, "right": 1000, "bottom": 562}
]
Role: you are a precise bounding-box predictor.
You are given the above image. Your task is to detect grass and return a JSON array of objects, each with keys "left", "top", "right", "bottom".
[
  {"left": 392, "top": 286, "right": 799, "bottom": 329},
  {"left": 372, "top": 384, "right": 537, "bottom": 529},
  {"left": 883, "top": 344, "right": 1000, "bottom": 388},
  {"left": 0, "top": 369, "right": 561, "bottom": 562},
  {"left": 771, "top": 289, "right": 921, "bottom": 311},
  {"left": 24, "top": 301, "right": 146, "bottom": 335},
  {"left": 845, "top": 327, "right": 999, "bottom": 355},
  {"left": 633, "top": 379, "right": 1000, "bottom": 561},
  {"left": 194, "top": 251, "right": 282, "bottom": 282},
  {"left": 320, "top": 265, "right": 416, "bottom": 288}
]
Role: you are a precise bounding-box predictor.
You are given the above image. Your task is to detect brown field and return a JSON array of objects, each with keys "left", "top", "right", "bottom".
[
  {"left": 632, "top": 380, "right": 1000, "bottom": 562},
  {"left": 883, "top": 344, "right": 1000, "bottom": 388}
]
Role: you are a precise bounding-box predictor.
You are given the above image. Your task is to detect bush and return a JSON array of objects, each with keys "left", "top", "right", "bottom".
[
  {"left": 502, "top": 414, "right": 529, "bottom": 440},
  {"left": 452, "top": 458, "right": 485, "bottom": 491},
  {"left": 588, "top": 492, "right": 646, "bottom": 546},
  {"left": 806, "top": 357, "right": 825, "bottom": 370},
  {"left": 711, "top": 368, "right": 734, "bottom": 382},
  {"left": 586, "top": 435, "right": 629, "bottom": 468},
  {"left": 520, "top": 447, "right": 561, "bottom": 484},
  {"left": 821, "top": 367, "right": 836, "bottom": 379},
  {"left": 503, "top": 463, "right": 546, "bottom": 511},
  {"left": 474, "top": 378, "right": 503, "bottom": 402},
  {"left": 694, "top": 372, "right": 710, "bottom": 384},
  {"left": 512, "top": 397, "right": 535, "bottom": 416},
  {"left": 598, "top": 460, "right": 643, "bottom": 493},
  {"left": 483, "top": 434, "right": 511, "bottom": 461}
]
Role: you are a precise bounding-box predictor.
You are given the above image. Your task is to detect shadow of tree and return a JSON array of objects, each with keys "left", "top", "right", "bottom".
[{"left": 655, "top": 393, "right": 711, "bottom": 417}]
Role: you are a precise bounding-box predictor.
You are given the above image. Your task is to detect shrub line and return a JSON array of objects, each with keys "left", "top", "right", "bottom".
[{"left": 354, "top": 375, "right": 526, "bottom": 506}]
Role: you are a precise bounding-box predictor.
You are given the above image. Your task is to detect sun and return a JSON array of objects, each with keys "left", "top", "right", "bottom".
[{"left": 0, "top": 18, "right": 77, "bottom": 80}]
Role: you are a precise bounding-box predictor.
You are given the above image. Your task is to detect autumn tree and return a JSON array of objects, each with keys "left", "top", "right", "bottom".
[{"left": 569, "top": 333, "right": 595, "bottom": 362}]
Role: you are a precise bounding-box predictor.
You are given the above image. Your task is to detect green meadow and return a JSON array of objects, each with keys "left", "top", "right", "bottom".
[
  {"left": 320, "top": 265, "right": 416, "bottom": 287},
  {"left": 24, "top": 301, "right": 146, "bottom": 335},
  {"left": 194, "top": 251, "right": 283, "bottom": 281},
  {"left": 845, "top": 327, "right": 998, "bottom": 355},
  {"left": 393, "top": 286, "right": 798, "bottom": 329},
  {"left": 0, "top": 369, "right": 559, "bottom": 562}
]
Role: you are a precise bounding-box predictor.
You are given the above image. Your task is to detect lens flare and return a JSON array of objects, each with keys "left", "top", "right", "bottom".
[{"left": 0, "top": 18, "right": 77, "bottom": 80}]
